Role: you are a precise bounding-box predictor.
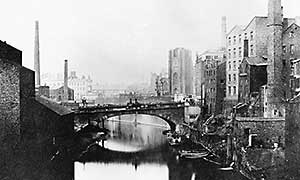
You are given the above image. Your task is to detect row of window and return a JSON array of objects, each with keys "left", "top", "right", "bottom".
[
  {"left": 205, "top": 55, "right": 219, "bottom": 60},
  {"left": 228, "top": 60, "right": 241, "bottom": 71},
  {"left": 291, "top": 61, "right": 300, "bottom": 76},
  {"left": 291, "top": 78, "right": 300, "bottom": 89},
  {"left": 228, "top": 73, "right": 237, "bottom": 82},
  {"left": 228, "top": 86, "right": 237, "bottom": 96},
  {"left": 228, "top": 45, "right": 254, "bottom": 59},
  {"left": 206, "top": 69, "right": 216, "bottom": 77},
  {"left": 207, "top": 88, "right": 216, "bottom": 94},
  {"left": 283, "top": 44, "right": 295, "bottom": 55},
  {"left": 228, "top": 31, "right": 254, "bottom": 46}
]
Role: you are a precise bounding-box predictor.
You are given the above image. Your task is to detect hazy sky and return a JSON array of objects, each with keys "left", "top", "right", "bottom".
[{"left": 0, "top": 0, "right": 299, "bottom": 86}]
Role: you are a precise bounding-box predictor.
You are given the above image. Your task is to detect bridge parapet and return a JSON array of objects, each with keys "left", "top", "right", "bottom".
[{"left": 74, "top": 102, "right": 186, "bottom": 131}]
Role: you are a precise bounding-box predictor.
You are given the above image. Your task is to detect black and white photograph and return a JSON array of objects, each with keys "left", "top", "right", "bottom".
[{"left": 1, "top": 0, "right": 300, "bottom": 179}]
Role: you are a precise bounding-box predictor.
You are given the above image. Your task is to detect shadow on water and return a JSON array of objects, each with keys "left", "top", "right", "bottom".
[{"left": 0, "top": 135, "right": 74, "bottom": 180}]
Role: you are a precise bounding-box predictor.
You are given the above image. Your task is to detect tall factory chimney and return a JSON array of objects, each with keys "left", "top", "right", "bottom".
[
  {"left": 34, "top": 21, "right": 41, "bottom": 87},
  {"left": 64, "top": 60, "right": 68, "bottom": 101},
  {"left": 266, "top": 0, "right": 284, "bottom": 117},
  {"left": 221, "top": 16, "right": 227, "bottom": 49}
]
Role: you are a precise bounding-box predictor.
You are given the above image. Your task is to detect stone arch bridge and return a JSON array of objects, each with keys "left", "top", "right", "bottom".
[{"left": 74, "top": 102, "right": 186, "bottom": 131}]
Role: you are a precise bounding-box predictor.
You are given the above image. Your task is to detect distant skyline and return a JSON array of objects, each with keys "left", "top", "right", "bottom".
[{"left": 0, "top": 0, "right": 299, "bottom": 86}]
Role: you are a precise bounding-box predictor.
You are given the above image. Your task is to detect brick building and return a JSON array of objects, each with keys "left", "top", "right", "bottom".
[
  {"left": 42, "top": 71, "right": 93, "bottom": 101},
  {"left": 168, "top": 48, "right": 193, "bottom": 96},
  {"left": 215, "top": 61, "right": 227, "bottom": 114},
  {"left": 194, "top": 54, "right": 205, "bottom": 103},
  {"left": 196, "top": 49, "right": 226, "bottom": 115},
  {"left": 0, "top": 40, "right": 74, "bottom": 150},
  {"left": 233, "top": 0, "right": 300, "bottom": 150},
  {"left": 50, "top": 86, "right": 74, "bottom": 102},
  {"left": 238, "top": 57, "right": 268, "bottom": 116},
  {"left": 226, "top": 2, "right": 300, "bottom": 117},
  {"left": 283, "top": 23, "right": 300, "bottom": 97},
  {"left": 225, "top": 16, "right": 271, "bottom": 113}
]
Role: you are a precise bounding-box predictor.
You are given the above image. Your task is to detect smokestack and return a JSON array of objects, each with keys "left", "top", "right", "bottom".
[
  {"left": 34, "top": 21, "right": 40, "bottom": 87},
  {"left": 64, "top": 60, "right": 68, "bottom": 101},
  {"left": 268, "top": 0, "right": 282, "bottom": 26},
  {"left": 221, "top": 16, "right": 227, "bottom": 49}
]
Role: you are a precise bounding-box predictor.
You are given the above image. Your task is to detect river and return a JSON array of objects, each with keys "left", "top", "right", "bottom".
[
  {"left": 75, "top": 114, "right": 247, "bottom": 180},
  {"left": 0, "top": 114, "right": 247, "bottom": 179}
]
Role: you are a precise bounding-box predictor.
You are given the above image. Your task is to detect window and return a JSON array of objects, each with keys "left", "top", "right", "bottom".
[
  {"left": 233, "top": 48, "right": 236, "bottom": 58},
  {"left": 233, "top": 74, "right": 236, "bottom": 81},
  {"left": 228, "top": 49, "right": 231, "bottom": 59},
  {"left": 239, "top": 34, "right": 242, "bottom": 43},
  {"left": 239, "top": 47, "right": 242, "bottom": 57},
  {"left": 282, "top": 59, "right": 286, "bottom": 68},
  {"left": 283, "top": 45, "right": 287, "bottom": 54},
  {"left": 206, "top": 55, "right": 212, "bottom": 60},
  {"left": 250, "top": 31, "right": 254, "bottom": 41},
  {"left": 290, "top": 44, "right": 295, "bottom": 55},
  {"left": 228, "top": 37, "right": 231, "bottom": 45},
  {"left": 250, "top": 45, "right": 254, "bottom": 55},
  {"left": 233, "top": 36, "right": 236, "bottom": 44},
  {"left": 214, "top": 56, "right": 218, "bottom": 59},
  {"left": 229, "top": 74, "right": 231, "bottom": 82},
  {"left": 244, "top": 33, "right": 248, "bottom": 39},
  {"left": 228, "top": 62, "right": 231, "bottom": 70},
  {"left": 233, "top": 61, "right": 236, "bottom": 70},
  {"left": 290, "top": 31, "right": 295, "bottom": 38},
  {"left": 228, "top": 86, "right": 232, "bottom": 96},
  {"left": 233, "top": 86, "right": 237, "bottom": 95}
]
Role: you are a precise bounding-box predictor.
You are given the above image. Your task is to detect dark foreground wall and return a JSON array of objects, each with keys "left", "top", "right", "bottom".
[
  {"left": 0, "top": 57, "right": 21, "bottom": 148},
  {"left": 286, "top": 101, "right": 300, "bottom": 178},
  {"left": 0, "top": 42, "right": 74, "bottom": 170}
]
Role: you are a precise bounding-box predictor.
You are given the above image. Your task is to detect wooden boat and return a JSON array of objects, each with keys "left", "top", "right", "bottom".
[{"left": 179, "top": 150, "right": 209, "bottom": 159}]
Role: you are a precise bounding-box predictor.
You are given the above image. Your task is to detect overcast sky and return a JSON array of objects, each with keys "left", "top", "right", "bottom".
[{"left": 0, "top": 0, "right": 299, "bottom": 86}]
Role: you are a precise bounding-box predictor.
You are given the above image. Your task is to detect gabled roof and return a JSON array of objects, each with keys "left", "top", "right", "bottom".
[
  {"left": 243, "top": 16, "right": 268, "bottom": 31},
  {"left": 244, "top": 56, "right": 268, "bottom": 66},
  {"left": 283, "top": 23, "right": 300, "bottom": 34},
  {"left": 0, "top": 40, "right": 22, "bottom": 65},
  {"left": 227, "top": 25, "right": 245, "bottom": 36}
]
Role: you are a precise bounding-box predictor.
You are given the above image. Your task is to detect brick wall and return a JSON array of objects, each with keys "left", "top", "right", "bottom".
[
  {"left": 285, "top": 101, "right": 300, "bottom": 177},
  {"left": 0, "top": 59, "right": 20, "bottom": 147},
  {"left": 0, "top": 41, "right": 22, "bottom": 65},
  {"left": 237, "top": 118, "right": 285, "bottom": 147}
]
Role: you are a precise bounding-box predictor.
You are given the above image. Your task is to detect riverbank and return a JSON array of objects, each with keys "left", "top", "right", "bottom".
[{"left": 184, "top": 123, "right": 290, "bottom": 179}]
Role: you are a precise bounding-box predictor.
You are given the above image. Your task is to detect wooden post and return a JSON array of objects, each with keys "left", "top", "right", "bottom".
[{"left": 232, "top": 107, "right": 238, "bottom": 167}]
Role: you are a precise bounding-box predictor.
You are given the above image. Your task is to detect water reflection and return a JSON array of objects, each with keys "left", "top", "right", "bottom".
[
  {"left": 75, "top": 162, "right": 169, "bottom": 180},
  {"left": 103, "top": 114, "right": 169, "bottom": 152},
  {"left": 77, "top": 114, "right": 247, "bottom": 180}
]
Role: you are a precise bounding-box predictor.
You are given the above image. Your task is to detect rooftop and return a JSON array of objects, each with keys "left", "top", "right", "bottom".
[{"left": 35, "top": 96, "right": 73, "bottom": 116}]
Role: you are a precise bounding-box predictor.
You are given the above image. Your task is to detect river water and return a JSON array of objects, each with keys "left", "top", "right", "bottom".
[{"left": 75, "top": 114, "right": 247, "bottom": 180}]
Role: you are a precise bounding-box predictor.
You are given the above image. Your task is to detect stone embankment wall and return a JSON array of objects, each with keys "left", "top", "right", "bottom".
[{"left": 237, "top": 117, "right": 285, "bottom": 147}]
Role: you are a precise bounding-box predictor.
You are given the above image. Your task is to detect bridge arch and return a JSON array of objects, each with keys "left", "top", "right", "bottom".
[{"left": 102, "top": 112, "right": 176, "bottom": 131}]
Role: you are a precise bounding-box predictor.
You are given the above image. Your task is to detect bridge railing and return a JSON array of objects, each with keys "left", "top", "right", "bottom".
[{"left": 74, "top": 102, "right": 185, "bottom": 113}]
